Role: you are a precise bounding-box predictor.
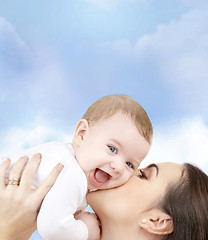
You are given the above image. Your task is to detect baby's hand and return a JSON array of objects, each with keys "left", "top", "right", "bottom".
[{"left": 76, "top": 212, "right": 101, "bottom": 240}]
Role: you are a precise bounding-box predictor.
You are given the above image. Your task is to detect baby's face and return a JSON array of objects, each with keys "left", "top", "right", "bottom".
[{"left": 75, "top": 112, "right": 150, "bottom": 190}]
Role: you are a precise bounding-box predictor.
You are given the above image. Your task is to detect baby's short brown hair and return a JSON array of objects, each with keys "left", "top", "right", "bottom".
[{"left": 82, "top": 95, "right": 153, "bottom": 145}]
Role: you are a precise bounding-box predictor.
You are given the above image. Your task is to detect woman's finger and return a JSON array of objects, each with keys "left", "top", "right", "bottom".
[
  {"left": 35, "top": 163, "right": 64, "bottom": 203},
  {"left": 0, "top": 158, "right": 11, "bottom": 189},
  {"left": 20, "top": 153, "right": 42, "bottom": 188},
  {"left": 7, "top": 156, "right": 29, "bottom": 187}
]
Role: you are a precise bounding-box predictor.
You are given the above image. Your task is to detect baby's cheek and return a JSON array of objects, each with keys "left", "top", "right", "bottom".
[
  {"left": 124, "top": 172, "right": 134, "bottom": 183},
  {"left": 134, "top": 169, "right": 140, "bottom": 176}
]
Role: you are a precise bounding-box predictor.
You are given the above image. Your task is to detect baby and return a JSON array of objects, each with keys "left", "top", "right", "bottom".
[{"left": 0, "top": 95, "right": 153, "bottom": 240}]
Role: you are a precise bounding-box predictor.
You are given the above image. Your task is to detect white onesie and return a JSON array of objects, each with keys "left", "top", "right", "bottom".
[{"left": 0, "top": 141, "right": 88, "bottom": 240}]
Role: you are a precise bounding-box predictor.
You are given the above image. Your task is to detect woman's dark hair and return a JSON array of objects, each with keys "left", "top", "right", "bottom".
[{"left": 161, "top": 163, "right": 208, "bottom": 240}]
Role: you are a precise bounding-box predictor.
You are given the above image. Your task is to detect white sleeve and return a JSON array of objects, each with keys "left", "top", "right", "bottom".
[{"left": 37, "top": 162, "right": 88, "bottom": 240}]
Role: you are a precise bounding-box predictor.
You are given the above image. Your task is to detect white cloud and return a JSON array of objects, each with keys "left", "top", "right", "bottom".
[
  {"left": 141, "top": 116, "right": 208, "bottom": 174},
  {"left": 135, "top": 7, "right": 208, "bottom": 114},
  {"left": 0, "top": 17, "right": 75, "bottom": 116},
  {"left": 103, "top": 5, "right": 208, "bottom": 115},
  {"left": 0, "top": 17, "right": 29, "bottom": 77},
  {"left": 110, "top": 5, "right": 208, "bottom": 84},
  {"left": 103, "top": 5, "right": 208, "bottom": 82},
  {"left": 25, "top": 48, "right": 71, "bottom": 105},
  {"left": 179, "top": 0, "right": 208, "bottom": 8},
  {"left": 0, "top": 17, "right": 26, "bottom": 49},
  {"left": 135, "top": 6, "right": 208, "bottom": 84},
  {"left": 0, "top": 125, "right": 73, "bottom": 156}
]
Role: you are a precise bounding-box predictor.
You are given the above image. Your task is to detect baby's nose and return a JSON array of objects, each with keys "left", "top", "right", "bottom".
[{"left": 110, "top": 161, "right": 124, "bottom": 175}]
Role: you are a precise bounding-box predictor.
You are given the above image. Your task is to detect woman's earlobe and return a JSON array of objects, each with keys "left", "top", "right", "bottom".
[
  {"left": 141, "top": 219, "right": 147, "bottom": 224},
  {"left": 139, "top": 210, "right": 173, "bottom": 235}
]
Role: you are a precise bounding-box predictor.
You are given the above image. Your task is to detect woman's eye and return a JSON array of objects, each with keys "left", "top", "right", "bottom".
[
  {"left": 138, "top": 170, "right": 147, "bottom": 179},
  {"left": 126, "top": 162, "right": 133, "bottom": 168},
  {"left": 108, "top": 146, "right": 117, "bottom": 154}
]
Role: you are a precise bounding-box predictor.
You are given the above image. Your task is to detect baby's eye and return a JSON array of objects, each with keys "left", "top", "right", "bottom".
[
  {"left": 126, "top": 162, "right": 134, "bottom": 169},
  {"left": 138, "top": 170, "right": 147, "bottom": 179},
  {"left": 108, "top": 145, "right": 117, "bottom": 154}
]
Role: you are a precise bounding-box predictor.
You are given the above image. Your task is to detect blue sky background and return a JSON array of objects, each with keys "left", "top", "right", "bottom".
[{"left": 1, "top": 1, "right": 208, "bottom": 239}]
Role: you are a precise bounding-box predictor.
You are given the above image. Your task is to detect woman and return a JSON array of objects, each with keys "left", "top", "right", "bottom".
[
  {"left": 87, "top": 162, "right": 208, "bottom": 240},
  {"left": 1, "top": 158, "right": 208, "bottom": 240}
]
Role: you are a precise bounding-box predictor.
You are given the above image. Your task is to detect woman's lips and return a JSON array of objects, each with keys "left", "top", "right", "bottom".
[{"left": 90, "top": 168, "right": 111, "bottom": 187}]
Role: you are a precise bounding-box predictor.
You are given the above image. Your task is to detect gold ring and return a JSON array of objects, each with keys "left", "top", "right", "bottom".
[{"left": 8, "top": 178, "right": 20, "bottom": 186}]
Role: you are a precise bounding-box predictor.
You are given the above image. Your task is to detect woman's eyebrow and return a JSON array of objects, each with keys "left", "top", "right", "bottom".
[{"left": 147, "top": 164, "right": 159, "bottom": 177}]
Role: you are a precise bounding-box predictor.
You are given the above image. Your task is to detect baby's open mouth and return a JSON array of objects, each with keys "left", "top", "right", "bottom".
[
  {"left": 95, "top": 168, "right": 111, "bottom": 183},
  {"left": 90, "top": 168, "right": 111, "bottom": 187}
]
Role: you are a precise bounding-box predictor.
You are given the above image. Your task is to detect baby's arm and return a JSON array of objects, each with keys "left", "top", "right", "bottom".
[
  {"left": 76, "top": 212, "right": 101, "bottom": 240},
  {"left": 37, "top": 159, "right": 89, "bottom": 240}
]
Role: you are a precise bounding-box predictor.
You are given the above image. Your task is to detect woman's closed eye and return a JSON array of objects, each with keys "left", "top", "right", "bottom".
[
  {"left": 138, "top": 170, "right": 147, "bottom": 179},
  {"left": 108, "top": 145, "right": 117, "bottom": 154}
]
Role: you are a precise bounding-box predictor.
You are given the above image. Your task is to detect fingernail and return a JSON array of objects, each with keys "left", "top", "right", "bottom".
[
  {"left": 22, "top": 155, "right": 29, "bottom": 161},
  {"left": 34, "top": 153, "right": 42, "bottom": 159},
  {"left": 4, "top": 158, "right": 11, "bottom": 164},
  {"left": 56, "top": 163, "right": 64, "bottom": 172}
]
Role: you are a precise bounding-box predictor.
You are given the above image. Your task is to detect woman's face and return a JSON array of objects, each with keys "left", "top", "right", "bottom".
[{"left": 87, "top": 162, "right": 183, "bottom": 223}]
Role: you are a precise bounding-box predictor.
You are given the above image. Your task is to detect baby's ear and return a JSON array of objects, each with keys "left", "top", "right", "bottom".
[
  {"left": 139, "top": 209, "right": 173, "bottom": 236},
  {"left": 73, "top": 119, "right": 89, "bottom": 145}
]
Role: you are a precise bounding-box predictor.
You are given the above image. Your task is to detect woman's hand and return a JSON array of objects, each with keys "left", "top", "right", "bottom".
[{"left": 0, "top": 153, "right": 64, "bottom": 240}]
